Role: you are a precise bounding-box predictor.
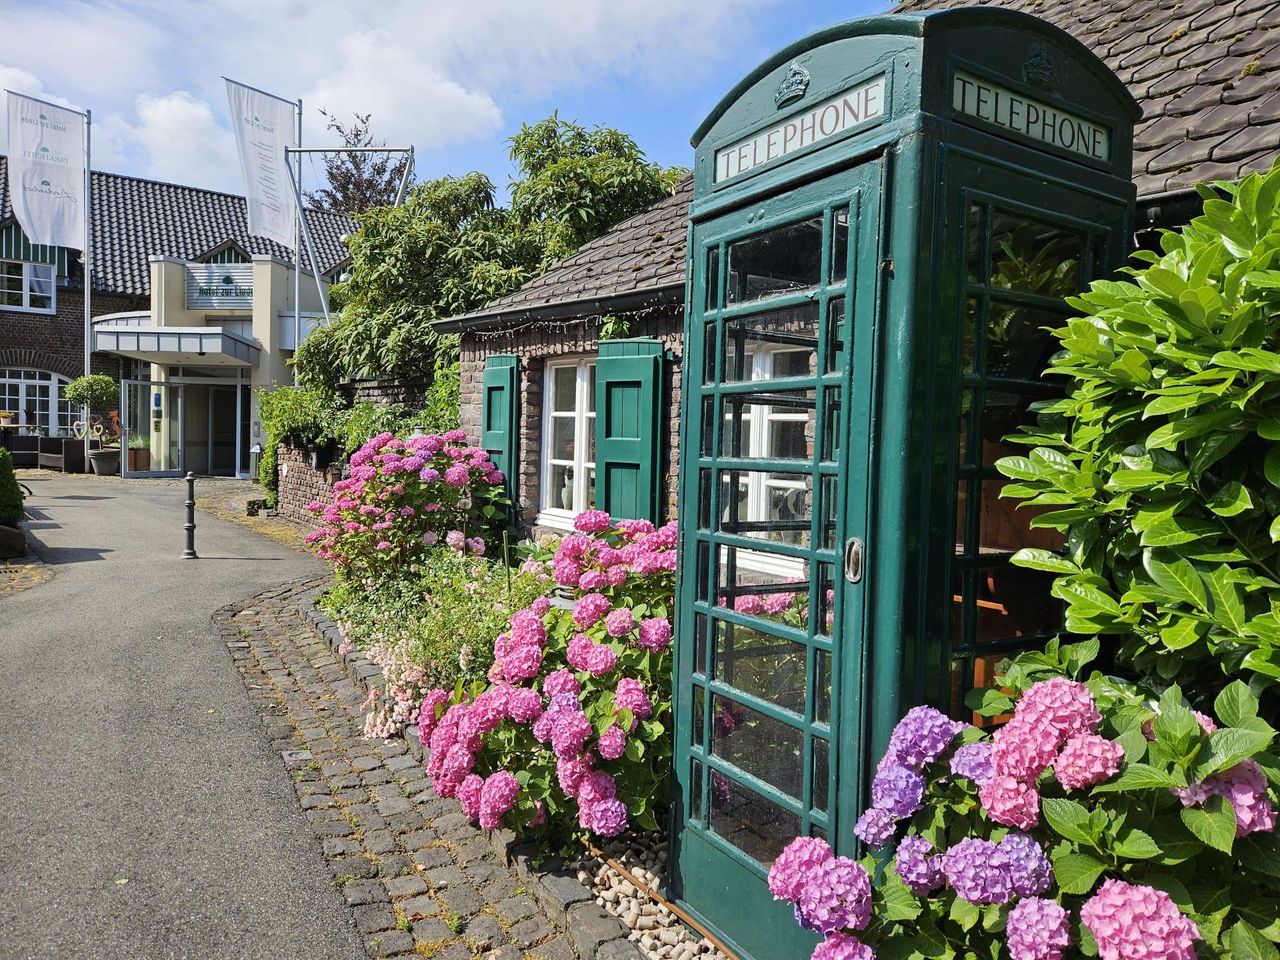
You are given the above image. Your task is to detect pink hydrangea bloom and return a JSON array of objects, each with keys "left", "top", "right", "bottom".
[
  {"left": 579, "top": 570, "right": 607, "bottom": 591},
  {"left": 506, "top": 686, "right": 543, "bottom": 723},
  {"left": 554, "top": 557, "right": 582, "bottom": 587},
  {"left": 606, "top": 564, "right": 629, "bottom": 587},
  {"left": 795, "top": 854, "right": 873, "bottom": 934},
  {"left": 598, "top": 725, "right": 627, "bottom": 760},
  {"left": 616, "top": 518, "right": 655, "bottom": 541},
  {"left": 812, "top": 934, "right": 874, "bottom": 960},
  {"left": 615, "top": 678, "right": 652, "bottom": 728},
  {"left": 582, "top": 796, "right": 628, "bottom": 836},
  {"left": 574, "top": 593, "right": 613, "bottom": 628},
  {"left": 574, "top": 509, "right": 613, "bottom": 533},
  {"left": 1015, "top": 677, "right": 1101, "bottom": 745},
  {"left": 478, "top": 771, "right": 520, "bottom": 830},
  {"left": 1054, "top": 733, "right": 1124, "bottom": 791},
  {"left": 509, "top": 609, "right": 547, "bottom": 648},
  {"left": 979, "top": 774, "right": 1040, "bottom": 829},
  {"left": 543, "top": 669, "right": 580, "bottom": 697},
  {"left": 768, "top": 836, "right": 832, "bottom": 903},
  {"left": 417, "top": 689, "right": 451, "bottom": 741},
  {"left": 445, "top": 529, "right": 466, "bottom": 551},
  {"left": 604, "top": 607, "right": 636, "bottom": 638},
  {"left": 992, "top": 718, "right": 1059, "bottom": 781},
  {"left": 635, "top": 617, "right": 672, "bottom": 651},
  {"left": 443, "top": 464, "right": 470, "bottom": 487},
  {"left": 457, "top": 774, "right": 484, "bottom": 821},
  {"left": 733, "top": 595, "right": 764, "bottom": 615},
  {"left": 556, "top": 753, "right": 594, "bottom": 797},
  {"left": 1081, "top": 880, "right": 1200, "bottom": 960},
  {"left": 762, "top": 592, "right": 797, "bottom": 616},
  {"left": 529, "top": 597, "right": 552, "bottom": 617},
  {"left": 501, "top": 643, "right": 544, "bottom": 683},
  {"left": 1176, "top": 759, "right": 1276, "bottom": 837},
  {"left": 551, "top": 708, "right": 593, "bottom": 759}
]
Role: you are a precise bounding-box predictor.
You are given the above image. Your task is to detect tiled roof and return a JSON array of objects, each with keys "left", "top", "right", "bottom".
[
  {"left": 443, "top": 176, "right": 692, "bottom": 326},
  {"left": 0, "top": 155, "right": 353, "bottom": 297},
  {"left": 896, "top": 0, "right": 1280, "bottom": 195}
]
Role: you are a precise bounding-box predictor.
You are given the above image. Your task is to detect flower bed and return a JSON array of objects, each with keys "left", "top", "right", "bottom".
[{"left": 767, "top": 640, "right": 1278, "bottom": 960}]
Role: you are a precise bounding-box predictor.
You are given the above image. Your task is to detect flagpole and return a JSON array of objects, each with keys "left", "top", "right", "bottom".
[
  {"left": 294, "top": 98, "right": 302, "bottom": 358},
  {"left": 83, "top": 108, "right": 92, "bottom": 467}
]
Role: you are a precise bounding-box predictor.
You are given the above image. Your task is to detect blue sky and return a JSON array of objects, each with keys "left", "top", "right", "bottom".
[{"left": 1, "top": 0, "right": 891, "bottom": 200}]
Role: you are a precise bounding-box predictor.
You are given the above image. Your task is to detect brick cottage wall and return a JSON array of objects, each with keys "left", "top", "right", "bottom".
[
  {"left": 459, "top": 308, "right": 685, "bottom": 536},
  {"left": 0, "top": 287, "right": 140, "bottom": 381},
  {"left": 340, "top": 378, "right": 432, "bottom": 409},
  {"left": 276, "top": 442, "right": 342, "bottom": 523}
]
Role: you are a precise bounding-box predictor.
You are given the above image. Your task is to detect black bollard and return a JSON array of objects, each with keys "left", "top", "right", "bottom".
[{"left": 182, "top": 471, "right": 199, "bottom": 559}]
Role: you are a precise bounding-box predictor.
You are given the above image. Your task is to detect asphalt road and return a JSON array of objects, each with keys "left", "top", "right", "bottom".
[{"left": 0, "top": 473, "right": 363, "bottom": 960}]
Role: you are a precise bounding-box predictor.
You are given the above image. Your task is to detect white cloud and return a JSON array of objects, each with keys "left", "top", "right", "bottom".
[
  {"left": 0, "top": 65, "right": 82, "bottom": 153},
  {"left": 0, "top": 0, "right": 777, "bottom": 190}
]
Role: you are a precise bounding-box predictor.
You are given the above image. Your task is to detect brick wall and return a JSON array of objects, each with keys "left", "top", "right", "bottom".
[
  {"left": 0, "top": 287, "right": 140, "bottom": 381},
  {"left": 340, "top": 378, "right": 432, "bottom": 409},
  {"left": 276, "top": 441, "right": 342, "bottom": 523},
  {"left": 459, "top": 308, "right": 685, "bottom": 536}
]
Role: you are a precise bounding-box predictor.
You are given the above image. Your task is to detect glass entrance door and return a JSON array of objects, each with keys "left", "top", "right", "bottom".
[
  {"left": 121, "top": 380, "right": 182, "bottom": 477},
  {"left": 672, "top": 161, "right": 882, "bottom": 960}
]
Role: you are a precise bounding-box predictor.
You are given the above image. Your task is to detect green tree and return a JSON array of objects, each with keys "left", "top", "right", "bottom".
[{"left": 294, "top": 115, "right": 684, "bottom": 387}]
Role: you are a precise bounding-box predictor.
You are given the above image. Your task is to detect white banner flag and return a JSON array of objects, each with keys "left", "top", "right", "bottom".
[
  {"left": 225, "top": 79, "right": 297, "bottom": 249},
  {"left": 5, "top": 92, "right": 87, "bottom": 250}
]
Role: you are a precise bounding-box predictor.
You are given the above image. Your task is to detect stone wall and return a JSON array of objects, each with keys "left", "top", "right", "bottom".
[
  {"left": 340, "top": 378, "right": 432, "bottom": 409},
  {"left": 458, "top": 309, "right": 684, "bottom": 536},
  {"left": 276, "top": 442, "right": 342, "bottom": 523}
]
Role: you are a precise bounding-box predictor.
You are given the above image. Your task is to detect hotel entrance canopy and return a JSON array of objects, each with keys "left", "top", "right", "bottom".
[{"left": 92, "top": 315, "right": 260, "bottom": 367}]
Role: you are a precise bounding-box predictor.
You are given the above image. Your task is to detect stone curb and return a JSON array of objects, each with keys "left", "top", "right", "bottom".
[{"left": 298, "top": 587, "right": 642, "bottom": 960}]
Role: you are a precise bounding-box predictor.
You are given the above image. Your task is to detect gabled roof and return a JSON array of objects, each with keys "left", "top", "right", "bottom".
[
  {"left": 437, "top": 176, "right": 691, "bottom": 330},
  {"left": 1, "top": 155, "right": 353, "bottom": 297},
  {"left": 895, "top": 0, "right": 1280, "bottom": 196}
]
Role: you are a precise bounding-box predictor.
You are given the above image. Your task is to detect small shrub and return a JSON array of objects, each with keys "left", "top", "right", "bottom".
[
  {"left": 767, "top": 640, "right": 1278, "bottom": 960},
  {"left": 321, "top": 549, "right": 550, "bottom": 738},
  {"left": 0, "top": 449, "right": 23, "bottom": 526},
  {"left": 64, "top": 374, "right": 117, "bottom": 414},
  {"left": 306, "top": 430, "right": 507, "bottom": 582},
  {"left": 257, "top": 386, "right": 345, "bottom": 506},
  {"left": 415, "top": 511, "right": 677, "bottom": 847}
]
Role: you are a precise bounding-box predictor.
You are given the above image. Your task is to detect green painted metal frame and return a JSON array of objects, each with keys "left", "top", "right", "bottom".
[{"left": 672, "top": 10, "right": 1139, "bottom": 960}]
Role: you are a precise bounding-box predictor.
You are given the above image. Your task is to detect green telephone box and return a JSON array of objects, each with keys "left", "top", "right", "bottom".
[{"left": 671, "top": 9, "right": 1138, "bottom": 959}]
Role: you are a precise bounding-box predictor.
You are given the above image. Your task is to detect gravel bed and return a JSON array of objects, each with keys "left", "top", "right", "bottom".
[{"left": 577, "top": 833, "right": 731, "bottom": 960}]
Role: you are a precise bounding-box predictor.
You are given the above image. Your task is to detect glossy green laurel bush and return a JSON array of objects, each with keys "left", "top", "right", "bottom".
[
  {"left": 0, "top": 449, "right": 23, "bottom": 527},
  {"left": 997, "top": 161, "right": 1280, "bottom": 716}
]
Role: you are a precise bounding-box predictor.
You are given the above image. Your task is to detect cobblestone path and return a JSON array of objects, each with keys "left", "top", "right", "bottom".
[{"left": 218, "top": 581, "right": 579, "bottom": 960}]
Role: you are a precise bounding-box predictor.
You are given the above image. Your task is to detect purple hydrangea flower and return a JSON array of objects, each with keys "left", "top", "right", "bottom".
[
  {"left": 1008, "top": 897, "right": 1072, "bottom": 960},
  {"left": 999, "top": 832, "right": 1054, "bottom": 897},
  {"left": 949, "top": 741, "right": 995, "bottom": 785},
  {"left": 939, "top": 838, "right": 1013, "bottom": 905},
  {"left": 795, "top": 854, "right": 872, "bottom": 934},
  {"left": 853, "top": 808, "right": 897, "bottom": 850},
  {"left": 894, "top": 834, "right": 943, "bottom": 895},
  {"left": 886, "top": 706, "right": 966, "bottom": 769},
  {"left": 812, "top": 933, "right": 875, "bottom": 960},
  {"left": 871, "top": 762, "right": 925, "bottom": 819}
]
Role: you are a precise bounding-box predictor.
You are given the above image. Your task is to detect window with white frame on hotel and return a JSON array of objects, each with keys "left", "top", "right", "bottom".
[
  {"left": 0, "top": 260, "right": 55, "bottom": 313},
  {"left": 539, "top": 358, "right": 597, "bottom": 529},
  {"left": 0, "top": 368, "right": 73, "bottom": 435}
]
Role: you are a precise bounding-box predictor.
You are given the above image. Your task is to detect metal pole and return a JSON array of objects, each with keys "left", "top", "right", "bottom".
[
  {"left": 294, "top": 98, "right": 302, "bottom": 365},
  {"left": 182, "top": 471, "right": 198, "bottom": 559},
  {"left": 285, "top": 159, "right": 330, "bottom": 325},
  {"left": 83, "top": 108, "right": 93, "bottom": 467}
]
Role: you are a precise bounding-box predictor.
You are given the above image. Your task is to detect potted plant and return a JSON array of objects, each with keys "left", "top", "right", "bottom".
[
  {"left": 65, "top": 374, "right": 121, "bottom": 476},
  {"left": 127, "top": 432, "right": 151, "bottom": 472},
  {"left": 0, "top": 411, "right": 15, "bottom": 426}
]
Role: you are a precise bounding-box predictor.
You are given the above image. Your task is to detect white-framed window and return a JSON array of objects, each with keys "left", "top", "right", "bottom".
[
  {"left": 538, "top": 358, "right": 597, "bottom": 530},
  {"left": 0, "top": 260, "right": 56, "bottom": 313},
  {"left": 0, "top": 368, "right": 73, "bottom": 436}
]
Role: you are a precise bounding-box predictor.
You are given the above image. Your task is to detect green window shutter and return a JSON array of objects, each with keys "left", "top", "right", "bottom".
[
  {"left": 481, "top": 355, "right": 519, "bottom": 510},
  {"left": 594, "top": 339, "right": 665, "bottom": 523}
]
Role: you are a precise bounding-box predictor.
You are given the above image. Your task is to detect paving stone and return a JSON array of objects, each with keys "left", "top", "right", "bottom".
[
  {"left": 534, "top": 870, "right": 592, "bottom": 923},
  {"left": 463, "top": 859, "right": 506, "bottom": 886},
  {"left": 335, "top": 787, "right": 368, "bottom": 803},
  {"left": 352, "top": 903, "right": 398, "bottom": 935},
  {"left": 361, "top": 768, "right": 393, "bottom": 786},
  {"left": 455, "top": 837, "right": 493, "bottom": 865},
  {"left": 482, "top": 877, "right": 519, "bottom": 902},
  {"left": 321, "top": 759, "right": 352, "bottom": 776},
  {"left": 399, "top": 894, "right": 439, "bottom": 919},
  {"left": 429, "top": 945, "right": 472, "bottom": 960},
  {"left": 323, "top": 837, "right": 363, "bottom": 857},
  {"left": 461, "top": 914, "right": 505, "bottom": 950},
  {"left": 413, "top": 847, "right": 453, "bottom": 870},
  {"left": 597, "top": 938, "right": 647, "bottom": 960},
  {"left": 411, "top": 917, "right": 453, "bottom": 945},
  {"left": 365, "top": 930, "right": 414, "bottom": 957},
  {"left": 495, "top": 895, "right": 538, "bottom": 924},
  {"left": 568, "top": 903, "right": 628, "bottom": 959},
  {"left": 344, "top": 879, "right": 389, "bottom": 906},
  {"left": 331, "top": 855, "right": 379, "bottom": 880},
  {"left": 509, "top": 915, "right": 554, "bottom": 949},
  {"left": 483, "top": 946, "right": 522, "bottom": 960},
  {"left": 384, "top": 874, "right": 429, "bottom": 898},
  {"left": 363, "top": 830, "right": 395, "bottom": 854},
  {"left": 400, "top": 829, "right": 436, "bottom": 850},
  {"left": 313, "top": 820, "right": 355, "bottom": 838},
  {"left": 425, "top": 865, "right": 468, "bottom": 889},
  {"left": 352, "top": 755, "right": 383, "bottom": 772},
  {"left": 433, "top": 812, "right": 471, "bottom": 833},
  {"left": 440, "top": 884, "right": 485, "bottom": 918},
  {"left": 377, "top": 796, "right": 413, "bottom": 816},
  {"left": 530, "top": 935, "right": 578, "bottom": 960},
  {"left": 384, "top": 754, "right": 417, "bottom": 772},
  {"left": 377, "top": 854, "right": 412, "bottom": 879},
  {"left": 369, "top": 784, "right": 403, "bottom": 802}
]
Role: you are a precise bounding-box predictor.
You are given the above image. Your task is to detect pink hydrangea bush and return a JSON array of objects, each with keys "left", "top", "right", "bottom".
[
  {"left": 773, "top": 640, "right": 1277, "bottom": 960},
  {"left": 305, "top": 430, "right": 507, "bottom": 581},
  {"left": 416, "top": 511, "right": 678, "bottom": 843}
]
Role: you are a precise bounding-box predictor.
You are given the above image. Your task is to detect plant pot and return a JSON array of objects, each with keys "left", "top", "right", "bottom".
[
  {"left": 128, "top": 448, "right": 151, "bottom": 472},
  {"left": 88, "top": 447, "right": 121, "bottom": 476},
  {"left": 0, "top": 414, "right": 14, "bottom": 426}
]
